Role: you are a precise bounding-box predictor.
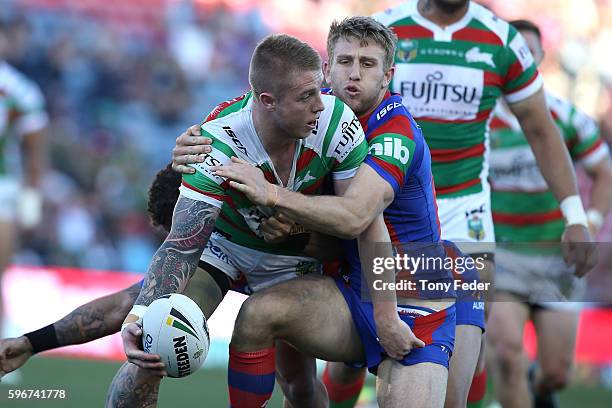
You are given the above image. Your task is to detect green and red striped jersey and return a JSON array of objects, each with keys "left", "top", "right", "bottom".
[
  {"left": 374, "top": 1, "right": 543, "bottom": 198},
  {"left": 0, "top": 61, "right": 48, "bottom": 176},
  {"left": 490, "top": 92, "right": 608, "bottom": 242},
  {"left": 180, "top": 91, "right": 368, "bottom": 255}
]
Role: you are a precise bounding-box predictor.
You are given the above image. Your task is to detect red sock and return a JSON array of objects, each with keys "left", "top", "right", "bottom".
[
  {"left": 467, "top": 368, "right": 487, "bottom": 406},
  {"left": 228, "top": 347, "right": 276, "bottom": 408},
  {"left": 322, "top": 365, "right": 365, "bottom": 408}
]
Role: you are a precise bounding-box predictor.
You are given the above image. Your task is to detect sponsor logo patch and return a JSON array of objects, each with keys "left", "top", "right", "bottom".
[{"left": 465, "top": 47, "right": 495, "bottom": 68}]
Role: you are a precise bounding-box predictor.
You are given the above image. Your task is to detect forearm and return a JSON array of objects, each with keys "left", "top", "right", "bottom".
[
  {"left": 21, "top": 130, "right": 47, "bottom": 188},
  {"left": 359, "top": 216, "right": 397, "bottom": 318},
  {"left": 276, "top": 189, "right": 375, "bottom": 239},
  {"left": 136, "top": 241, "right": 207, "bottom": 307},
  {"left": 587, "top": 160, "right": 612, "bottom": 217},
  {"left": 132, "top": 197, "right": 219, "bottom": 309},
  {"left": 54, "top": 284, "right": 140, "bottom": 345},
  {"left": 527, "top": 128, "right": 579, "bottom": 201}
]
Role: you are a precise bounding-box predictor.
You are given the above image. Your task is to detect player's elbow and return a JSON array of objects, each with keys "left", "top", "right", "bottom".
[{"left": 337, "top": 215, "right": 371, "bottom": 239}]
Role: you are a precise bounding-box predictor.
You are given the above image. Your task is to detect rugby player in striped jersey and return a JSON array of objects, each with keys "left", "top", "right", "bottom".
[{"left": 487, "top": 19, "right": 612, "bottom": 408}]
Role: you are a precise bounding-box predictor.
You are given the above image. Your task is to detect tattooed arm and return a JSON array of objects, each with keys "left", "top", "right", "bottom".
[
  {"left": 0, "top": 283, "right": 141, "bottom": 378},
  {"left": 120, "top": 195, "right": 219, "bottom": 372},
  {"left": 132, "top": 196, "right": 219, "bottom": 308}
]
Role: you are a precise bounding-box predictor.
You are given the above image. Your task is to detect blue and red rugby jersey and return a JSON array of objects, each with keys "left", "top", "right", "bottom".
[{"left": 330, "top": 90, "right": 456, "bottom": 300}]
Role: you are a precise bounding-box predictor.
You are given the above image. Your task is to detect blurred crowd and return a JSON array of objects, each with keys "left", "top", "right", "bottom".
[{"left": 0, "top": 0, "right": 610, "bottom": 279}]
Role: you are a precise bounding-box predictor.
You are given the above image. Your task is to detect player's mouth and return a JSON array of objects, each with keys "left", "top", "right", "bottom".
[
  {"left": 344, "top": 85, "right": 361, "bottom": 97},
  {"left": 306, "top": 120, "right": 317, "bottom": 130}
]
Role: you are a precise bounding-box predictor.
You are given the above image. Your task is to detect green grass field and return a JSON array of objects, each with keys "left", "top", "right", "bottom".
[{"left": 0, "top": 356, "right": 610, "bottom": 407}]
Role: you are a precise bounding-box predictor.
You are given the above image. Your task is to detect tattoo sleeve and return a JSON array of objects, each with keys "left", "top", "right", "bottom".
[
  {"left": 135, "top": 196, "right": 220, "bottom": 307},
  {"left": 54, "top": 283, "right": 142, "bottom": 345}
]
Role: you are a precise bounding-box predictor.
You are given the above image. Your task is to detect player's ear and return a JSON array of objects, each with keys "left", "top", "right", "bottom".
[
  {"left": 323, "top": 61, "right": 331, "bottom": 83},
  {"left": 383, "top": 65, "right": 395, "bottom": 89},
  {"left": 258, "top": 92, "right": 276, "bottom": 111}
]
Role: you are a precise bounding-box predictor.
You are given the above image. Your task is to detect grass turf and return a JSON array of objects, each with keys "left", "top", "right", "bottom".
[{"left": 1, "top": 356, "right": 610, "bottom": 407}]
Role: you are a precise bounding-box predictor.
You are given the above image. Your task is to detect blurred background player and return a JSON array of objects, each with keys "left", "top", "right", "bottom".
[
  {"left": 371, "top": 2, "right": 595, "bottom": 408},
  {"left": 487, "top": 19, "right": 612, "bottom": 408},
  {"left": 0, "top": 19, "right": 47, "bottom": 339}
]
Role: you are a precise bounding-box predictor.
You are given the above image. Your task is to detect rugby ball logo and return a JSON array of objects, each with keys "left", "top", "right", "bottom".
[{"left": 142, "top": 294, "right": 210, "bottom": 378}]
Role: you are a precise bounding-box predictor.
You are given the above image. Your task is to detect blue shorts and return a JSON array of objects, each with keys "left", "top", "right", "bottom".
[
  {"left": 335, "top": 277, "right": 456, "bottom": 375},
  {"left": 444, "top": 243, "right": 486, "bottom": 332},
  {"left": 455, "top": 299, "right": 485, "bottom": 332}
]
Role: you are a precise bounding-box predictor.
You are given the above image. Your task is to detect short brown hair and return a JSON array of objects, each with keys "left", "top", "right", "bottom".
[
  {"left": 327, "top": 17, "right": 397, "bottom": 71},
  {"left": 249, "top": 34, "right": 322, "bottom": 98},
  {"left": 510, "top": 19, "right": 542, "bottom": 41}
]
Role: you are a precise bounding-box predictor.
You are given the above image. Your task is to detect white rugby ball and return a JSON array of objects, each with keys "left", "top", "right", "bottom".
[{"left": 141, "top": 294, "right": 209, "bottom": 378}]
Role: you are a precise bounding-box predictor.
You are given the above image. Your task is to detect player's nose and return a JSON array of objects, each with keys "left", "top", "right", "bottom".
[{"left": 312, "top": 93, "right": 325, "bottom": 113}]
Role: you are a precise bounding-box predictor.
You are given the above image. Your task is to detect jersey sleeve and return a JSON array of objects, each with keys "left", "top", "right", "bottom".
[
  {"left": 501, "top": 26, "right": 544, "bottom": 104},
  {"left": 7, "top": 72, "right": 48, "bottom": 135},
  {"left": 179, "top": 127, "right": 237, "bottom": 208},
  {"left": 567, "top": 107, "right": 609, "bottom": 168},
  {"left": 326, "top": 101, "right": 368, "bottom": 180},
  {"left": 364, "top": 132, "right": 416, "bottom": 196}
]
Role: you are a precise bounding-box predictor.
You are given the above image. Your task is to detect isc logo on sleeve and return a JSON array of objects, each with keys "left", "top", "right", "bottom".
[{"left": 369, "top": 137, "right": 410, "bottom": 164}]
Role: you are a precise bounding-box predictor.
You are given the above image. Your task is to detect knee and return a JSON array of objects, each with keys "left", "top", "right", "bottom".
[
  {"left": 540, "top": 363, "right": 572, "bottom": 391},
  {"left": 283, "top": 375, "right": 319, "bottom": 405},
  {"left": 233, "top": 294, "right": 284, "bottom": 340},
  {"left": 493, "top": 338, "right": 524, "bottom": 378}
]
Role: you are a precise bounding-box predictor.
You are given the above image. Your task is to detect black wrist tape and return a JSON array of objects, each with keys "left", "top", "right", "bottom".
[{"left": 24, "top": 324, "right": 60, "bottom": 354}]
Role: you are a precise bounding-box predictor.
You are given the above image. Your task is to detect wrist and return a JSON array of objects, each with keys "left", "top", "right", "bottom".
[
  {"left": 373, "top": 302, "right": 398, "bottom": 320},
  {"left": 266, "top": 183, "right": 279, "bottom": 207},
  {"left": 587, "top": 209, "right": 605, "bottom": 231},
  {"left": 560, "top": 195, "right": 588, "bottom": 228},
  {"left": 24, "top": 324, "right": 59, "bottom": 354},
  {"left": 122, "top": 305, "right": 147, "bottom": 331},
  {"left": 20, "top": 336, "right": 35, "bottom": 354}
]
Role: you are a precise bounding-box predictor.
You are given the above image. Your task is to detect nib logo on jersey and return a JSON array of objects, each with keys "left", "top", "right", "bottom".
[
  {"left": 394, "top": 64, "right": 483, "bottom": 120},
  {"left": 369, "top": 137, "right": 410, "bottom": 165}
]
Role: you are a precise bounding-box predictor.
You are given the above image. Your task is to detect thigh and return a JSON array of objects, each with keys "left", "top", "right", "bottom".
[
  {"left": 239, "top": 275, "right": 364, "bottom": 363},
  {"left": 377, "top": 360, "right": 447, "bottom": 408},
  {"left": 182, "top": 265, "right": 226, "bottom": 319},
  {"left": 532, "top": 307, "right": 578, "bottom": 372},
  {"left": 446, "top": 324, "right": 482, "bottom": 405},
  {"left": 487, "top": 293, "right": 530, "bottom": 351}
]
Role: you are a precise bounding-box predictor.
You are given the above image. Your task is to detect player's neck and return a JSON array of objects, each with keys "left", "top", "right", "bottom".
[
  {"left": 360, "top": 88, "right": 390, "bottom": 121},
  {"left": 417, "top": 0, "right": 470, "bottom": 28}
]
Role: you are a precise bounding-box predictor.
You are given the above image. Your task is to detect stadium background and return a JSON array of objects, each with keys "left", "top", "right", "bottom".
[{"left": 1, "top": 0, "right": 611, "bottom": 406}]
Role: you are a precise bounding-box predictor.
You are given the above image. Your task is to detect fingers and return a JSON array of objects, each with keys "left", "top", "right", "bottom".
[
  {"left": 126, "top": 356, "right": 167, "bottom": 376},
  {"left": 227, "top": 180, "right": 252, "bottom": 194},
  {"left": 172, "top": 163, "right": 196, "bottom": 174},
  {"left": 574, "top": 243, "right": 598, "bottom": 277},
  {"left": 214, "top": 167, "right": 248, "bottom": 185},
  {"left": 412, "top": 336, "right": 425, "bottom": 348},
  {"left": 231, "top": 157, "right": 249, "bottom": 165},
  {"left": 264, "top": 216, "right": 292, "bottom": 231}
]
